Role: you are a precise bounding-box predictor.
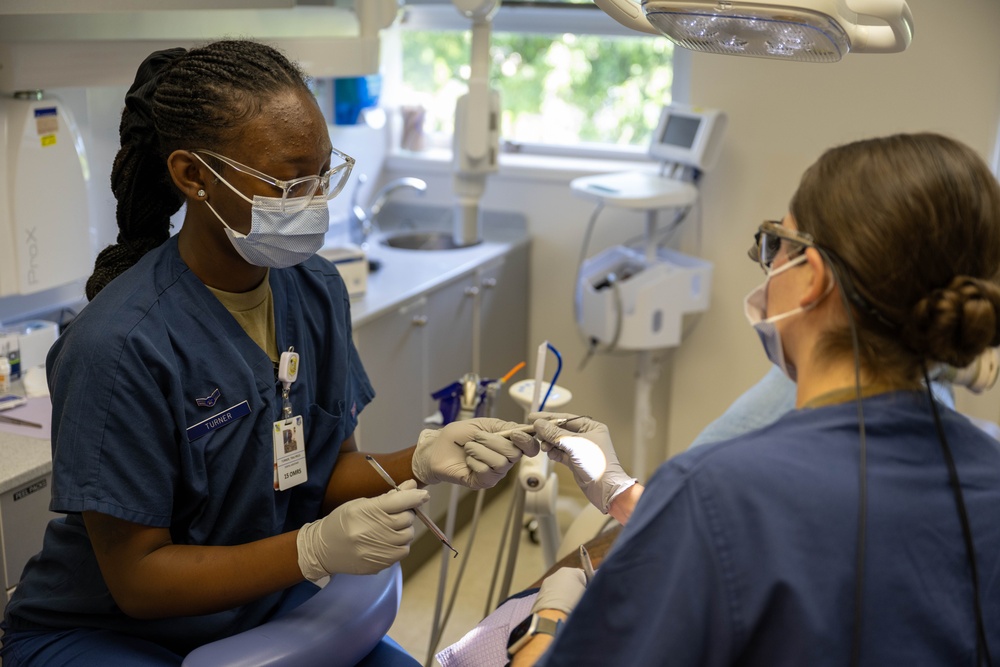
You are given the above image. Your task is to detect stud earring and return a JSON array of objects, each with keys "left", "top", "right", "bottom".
[{"left": 197, "top": 189, "right": 206, "bottom": 198}]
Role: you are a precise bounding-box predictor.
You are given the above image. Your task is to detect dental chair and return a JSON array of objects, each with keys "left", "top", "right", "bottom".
[{"left": 182, "top": 563, "right": 402, "bottom": 667}]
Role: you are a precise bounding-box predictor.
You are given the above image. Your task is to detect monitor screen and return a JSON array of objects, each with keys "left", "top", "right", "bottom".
[
  {"left": 648, "top": 105, "right": 726, "bottom": 170},
  {"left": 659, "top": 114, "right": 701, "bottom": 149}
]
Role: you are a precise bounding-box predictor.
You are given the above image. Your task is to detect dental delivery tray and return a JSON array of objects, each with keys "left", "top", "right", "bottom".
[
  {"left": 577, "top": 245, "right": 712, "bottom": 350},
  {"left": 570, "top": 171, "right": 698, "bottom": 209}
]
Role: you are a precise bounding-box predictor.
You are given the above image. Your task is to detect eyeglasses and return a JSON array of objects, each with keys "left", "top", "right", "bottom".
[
  {"left": 748, "top": 219, "right": 816, "bottom": 272},
  {"left": 191, "top": 147, "right": 355, "bottom": 214}
]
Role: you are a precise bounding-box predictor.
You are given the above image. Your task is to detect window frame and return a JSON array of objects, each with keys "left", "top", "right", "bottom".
[{"left": 382, "top": 3, "right": 691, "bottom": 163}]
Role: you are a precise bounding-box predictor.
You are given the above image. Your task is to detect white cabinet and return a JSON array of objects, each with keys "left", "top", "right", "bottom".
[
  {"left": 0, "top": 3, "right": 398, "bottom": 90},
  {"left": 353, "top": 296, "right": 430, "bottom": 456},
  {"left": 1, "top": 473, "right": 57, "bottom": 602}
]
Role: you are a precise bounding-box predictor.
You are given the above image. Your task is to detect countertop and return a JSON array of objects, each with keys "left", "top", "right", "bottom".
[
  {"left": 0, "top": 205, "right": 529, "bottom": 495},
  {"left": 350, "top": 205, "right": 529, "bottom": 326}
]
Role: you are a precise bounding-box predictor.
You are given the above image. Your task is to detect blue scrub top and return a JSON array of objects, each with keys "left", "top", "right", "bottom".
[
  {"left": 540, "top": 391, "right": 1000, "bottom": 666},
  {"left": 4, "top": 237, "right": 375, "bottom": 654}
]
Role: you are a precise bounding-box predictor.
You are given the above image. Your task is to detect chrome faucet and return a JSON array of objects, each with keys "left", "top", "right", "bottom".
[{"left": 349, "top": 174, "right": 428, "bottom": 245}]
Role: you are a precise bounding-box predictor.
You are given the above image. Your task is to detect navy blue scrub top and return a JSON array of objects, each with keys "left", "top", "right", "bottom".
[
  {"left": 539, "top": 392, "right": 1000, "bottom": 666},
  {"left": 5, "top": 236, "right": 375, "bottom": 654}
]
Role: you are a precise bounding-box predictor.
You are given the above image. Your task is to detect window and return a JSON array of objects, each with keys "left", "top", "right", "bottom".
[{"left": 382, "top": 4, "right": 677, "bottom": 158}]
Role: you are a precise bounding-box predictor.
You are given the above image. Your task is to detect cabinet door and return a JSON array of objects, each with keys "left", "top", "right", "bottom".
[
  {"left": 421, "top": 276, "right": 477, "bottom": 524},
  {"left": 2, "top": 474, "right": 57, "bottom": 598},
  {"left": 353, "top": 296, "right": 429, "bottom": 454},
  {"left": 425, "top": 276, "right": 476, "bottom": 401},
  {"left": 479, "top": 245, "right": 530, "bottom": 423}
]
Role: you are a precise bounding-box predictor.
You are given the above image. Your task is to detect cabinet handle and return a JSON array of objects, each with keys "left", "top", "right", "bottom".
[
  {"left": 464, "top": 286, "right": 480, "bottom": 297},
  {"left": 412, "top": 315, "right": 428, "bottom": 327},
  {"left": 481, "top": 278, "right": 497, "bottom": 289}
]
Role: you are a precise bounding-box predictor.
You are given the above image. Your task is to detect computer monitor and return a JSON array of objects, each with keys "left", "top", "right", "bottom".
[{"left": 648, "top": 104, "right": 727, "bottom": 172}]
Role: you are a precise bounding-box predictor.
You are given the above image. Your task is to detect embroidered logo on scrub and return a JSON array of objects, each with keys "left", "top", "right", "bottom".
[{"left": 196, "top": 388, "right": 221, "bottom": 408}]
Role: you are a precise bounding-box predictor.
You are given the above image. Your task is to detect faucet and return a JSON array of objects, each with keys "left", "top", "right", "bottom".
[{"left": 349, "top": 174, "right": 428, "bottom": 245}]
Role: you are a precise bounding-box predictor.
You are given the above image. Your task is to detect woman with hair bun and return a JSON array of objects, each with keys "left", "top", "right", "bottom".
[
  {"left": 0, "top": 40, "right": 533, "bottom": 666},
  {"left": 507, "top": 133, "right": 1000, "bottom": 666}
]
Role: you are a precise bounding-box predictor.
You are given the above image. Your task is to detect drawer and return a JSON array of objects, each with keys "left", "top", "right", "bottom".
[{"left": 1, "top": 474, "right": 57, "bottom": 591}]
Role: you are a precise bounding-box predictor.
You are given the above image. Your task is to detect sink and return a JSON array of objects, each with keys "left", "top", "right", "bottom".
[{"left": 380, "top": 231, "right": 482, "bottom": 251}]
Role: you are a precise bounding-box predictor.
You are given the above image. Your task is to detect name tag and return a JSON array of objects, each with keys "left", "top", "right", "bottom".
[
  {"left": 273, "top": 415, "right": 308, "bottom": 491},
  {"left": 186, "top": 400, "right": 251, "bottom": 441}
]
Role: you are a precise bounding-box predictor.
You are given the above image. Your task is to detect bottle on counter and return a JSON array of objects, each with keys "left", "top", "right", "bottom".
[{"left": 0, "top": 356, "right": 10, "bottom": 394}]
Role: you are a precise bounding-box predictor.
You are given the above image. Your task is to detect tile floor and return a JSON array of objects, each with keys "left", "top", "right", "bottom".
[{"left": 388, "top": 484, "right": 578, "bottom": 667}]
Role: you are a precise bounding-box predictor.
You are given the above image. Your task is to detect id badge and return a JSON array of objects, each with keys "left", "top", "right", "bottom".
[{"left": 273, "top": 415, "right": 308, "bottom": 491}]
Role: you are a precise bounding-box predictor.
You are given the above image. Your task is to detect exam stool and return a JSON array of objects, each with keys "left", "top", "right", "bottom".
[{"left": 182, "top": 563, "right": 402, "bottom": 667}]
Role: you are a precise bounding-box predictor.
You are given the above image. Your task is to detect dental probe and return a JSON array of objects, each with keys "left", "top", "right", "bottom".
[
  {"left": 493, "top": 414, "right": 589, "bottom": 438},
  {"left": 365, "top": 455, "right": 459, "bottom": 558}
]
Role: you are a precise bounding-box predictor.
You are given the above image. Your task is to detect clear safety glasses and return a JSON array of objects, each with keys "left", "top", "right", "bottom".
[
  {"left": 748, "top": 219, "right": 816, "bottom": 272},
  {"left": 192, "top": 147, "right": 355, "bottom": 214}
]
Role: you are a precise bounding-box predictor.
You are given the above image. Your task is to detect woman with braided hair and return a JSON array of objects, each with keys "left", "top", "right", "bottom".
[
  {"left": 1, "top": 40, "right": 535, "bottom": 666},
  {"left": 505, "top": 134, "right": 1000, "bottom": 666}
]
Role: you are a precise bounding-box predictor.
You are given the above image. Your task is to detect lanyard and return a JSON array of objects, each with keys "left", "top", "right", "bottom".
[{"left": 277, "top": 346, "right": 299, "bottom": 420}]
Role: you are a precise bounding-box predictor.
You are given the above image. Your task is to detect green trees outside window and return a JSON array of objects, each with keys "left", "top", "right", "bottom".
[{"left": 399, "top": 28, "right": 674, "bottom": 150}]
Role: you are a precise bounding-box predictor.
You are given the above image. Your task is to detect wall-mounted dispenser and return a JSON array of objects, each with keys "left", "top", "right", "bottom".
[{"left": 0, "top": 91, "right": 92, "bottom": 297}]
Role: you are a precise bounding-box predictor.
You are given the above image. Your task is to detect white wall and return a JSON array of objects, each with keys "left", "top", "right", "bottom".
[
  {"left": 677, "top": 0, "right": 1000, "bottom": 456},
  {"left": 382, "top": 0, "right": 1000, "bottom": 480}
]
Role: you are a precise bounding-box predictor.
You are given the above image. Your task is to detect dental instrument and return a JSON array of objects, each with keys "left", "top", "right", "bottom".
[
  {"left": 579, "top": 544, "right": 595, "bottom": 584},
  {"left": 493, "top": 415, "right": 589, "bottom": 439},
  {"left": 0, "top": 413, "right": 41, "bottom": 428},
  {"left": 365, "top": 455, "right": 458, "bottom": 558}
]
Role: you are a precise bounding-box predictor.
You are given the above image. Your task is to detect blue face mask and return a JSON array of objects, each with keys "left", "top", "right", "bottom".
[
  {"left": 204, "top": 195, "right": 329, "bottom": 269},
  {"left": 743, "top": 254, "right": 811, "bottom": 381}
]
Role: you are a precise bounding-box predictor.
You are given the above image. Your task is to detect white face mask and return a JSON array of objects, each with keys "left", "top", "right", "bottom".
[
  {"left": 204, "top": 195, "right": 329, "bottom": 269},
  {"left": 743, "top": 254, "right": 812, "bottom": 381}
]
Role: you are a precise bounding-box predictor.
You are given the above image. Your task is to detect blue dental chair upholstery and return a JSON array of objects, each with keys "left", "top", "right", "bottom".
[{"left": 182, "top": 563, "right": 402, "bottom": 667}]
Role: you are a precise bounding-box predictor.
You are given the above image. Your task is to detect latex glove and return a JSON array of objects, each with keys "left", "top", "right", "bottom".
[
  {"left": 529, "top": 412, "right": 637, "bottom": 514},
  {"left": 531, "top": 567, "right": 588, "bottom": 615},
  {"left": 297, "top": 480, "right": 429, "bottom": 580},
  {"left": 412, "top": 417, "right": 538, "bottom": 489}
]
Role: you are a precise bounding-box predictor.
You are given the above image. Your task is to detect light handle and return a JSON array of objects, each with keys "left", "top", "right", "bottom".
[
  {"left": 594, "top": 0, "right": 658, "bottom": 34},
  {"left": 844, "top": 0, "right": 914, "bottom": 54}
]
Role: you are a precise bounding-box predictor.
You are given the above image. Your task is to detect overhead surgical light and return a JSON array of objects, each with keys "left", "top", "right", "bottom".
[{"left": 593, "top": 0, "right": 914, "bottom": 62}]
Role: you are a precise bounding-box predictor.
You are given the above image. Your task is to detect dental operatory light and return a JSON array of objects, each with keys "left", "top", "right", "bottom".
[{"left": 593, "top": 0, "right": 914, "bottom": 62}]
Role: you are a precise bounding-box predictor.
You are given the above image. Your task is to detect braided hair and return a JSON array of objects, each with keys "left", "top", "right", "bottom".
[
  {"left": 791, "top": 133, "right": 1000, "bottom": 384},
  {"left": 86, "top": 40, "right": 311, "bottom": 300}
]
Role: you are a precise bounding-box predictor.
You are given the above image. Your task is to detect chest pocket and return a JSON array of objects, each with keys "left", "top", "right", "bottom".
[{"left": 276, "top": 402, "right": 346, "bottom": 531}]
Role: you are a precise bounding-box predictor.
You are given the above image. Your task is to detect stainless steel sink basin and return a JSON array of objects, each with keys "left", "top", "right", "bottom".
[{"left": 380, "top": 231, "right": 481, "bottom": 251}]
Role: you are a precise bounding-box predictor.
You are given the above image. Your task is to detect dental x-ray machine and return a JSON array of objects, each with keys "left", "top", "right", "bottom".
[
  {"left": 451, "top": 0, "right": 501, "bottom": 246},
  {"left": 572, "top": 103, "right": 726, "bottom": 482}
]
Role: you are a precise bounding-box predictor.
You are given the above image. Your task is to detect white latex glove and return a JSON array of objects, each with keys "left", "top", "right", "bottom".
[
  {"left": 412, "top": 417, "right": 538, "bottom": 489},
  {"left": 296, "top": 480, "right": 429, "bottom": 580},
  {"left": 531, "top": 567, "right": 588, "bottom": 615},
  {"left": 528, "top": 412, "right": 636, "bottom": 514}
]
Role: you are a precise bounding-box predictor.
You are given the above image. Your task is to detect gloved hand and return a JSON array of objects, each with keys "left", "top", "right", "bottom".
[
  {"left": 296, "top": 480, "right": 429, "bottom": 581},
  {"left": 412, "top": 418, "right": 540, "bottom": 489},
  {"left": 522, "top": 412, "right": 636, "bottom": 514},
  {"left": 531, "top": 567, "right": 588, "bottom": 615}
]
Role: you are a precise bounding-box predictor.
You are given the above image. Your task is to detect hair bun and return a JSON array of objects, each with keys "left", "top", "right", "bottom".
[
  {"left": 120, "top": 47, "right": 187, "bottom": 152},
  {"left": 904, "top": 276, "right": 1000, "bottom": 368}
]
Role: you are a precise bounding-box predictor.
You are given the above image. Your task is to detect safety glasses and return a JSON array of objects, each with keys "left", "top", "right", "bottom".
[
  {"left": 748, "top": 219, "right": 816, "bottom": 272},
  {"left": 191, "top": 147, "right": 355, "bottom": 214}
]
